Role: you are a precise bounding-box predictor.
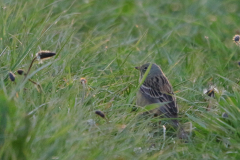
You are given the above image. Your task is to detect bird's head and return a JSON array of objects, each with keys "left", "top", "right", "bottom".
[{"left": 135, "top": 63, "right": 163, "bottom": 80}]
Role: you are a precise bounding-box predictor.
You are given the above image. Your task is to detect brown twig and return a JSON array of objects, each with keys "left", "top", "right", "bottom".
[{"left": 24, "top": 57, "right": 37, "bottom": 80}]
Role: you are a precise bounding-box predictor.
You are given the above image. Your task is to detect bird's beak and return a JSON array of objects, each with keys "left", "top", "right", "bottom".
[{"left": 135, "top": 66, "right": 140, "bottom": 70}]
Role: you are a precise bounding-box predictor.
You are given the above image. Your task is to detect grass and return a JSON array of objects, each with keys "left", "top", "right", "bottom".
[{"left": 1, "top": 0, "right": 240, "bottom": 159}]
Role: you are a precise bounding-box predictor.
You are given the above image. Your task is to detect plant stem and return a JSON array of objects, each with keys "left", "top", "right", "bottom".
[{"left": 24, "top": 56, "right": 37, "bottom": 80}]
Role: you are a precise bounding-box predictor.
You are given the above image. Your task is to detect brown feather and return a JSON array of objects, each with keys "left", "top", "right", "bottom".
[{"left": 136, "top": 63, "right": 187, "bottom": 140}]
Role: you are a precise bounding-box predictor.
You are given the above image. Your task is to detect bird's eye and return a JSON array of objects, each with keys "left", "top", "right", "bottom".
[{"left": 144, "top": 67, "right": 148, "bottom": 70}]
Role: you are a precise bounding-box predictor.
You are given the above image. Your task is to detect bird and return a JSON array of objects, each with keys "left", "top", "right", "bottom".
[{"left": 135, "top": 63, "right": 187, "bottom": 139}]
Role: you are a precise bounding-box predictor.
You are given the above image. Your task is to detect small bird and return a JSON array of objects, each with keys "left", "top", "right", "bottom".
[{"left": 135, "top": 63, "right": 187, "bottom": 139}]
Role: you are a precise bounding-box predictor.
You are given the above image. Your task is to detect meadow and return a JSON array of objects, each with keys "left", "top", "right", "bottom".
[{"left": 1, "top": 0, "right": 240, "bottom": 159}]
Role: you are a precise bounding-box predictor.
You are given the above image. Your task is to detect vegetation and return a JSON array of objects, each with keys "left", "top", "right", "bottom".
[{"left": 1, "top": 0, "right": 240, "bottom": 159}]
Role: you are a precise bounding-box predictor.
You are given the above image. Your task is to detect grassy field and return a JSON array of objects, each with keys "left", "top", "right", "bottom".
[{"left": 1, "top": 0, "right": 240, "bottom": 159}]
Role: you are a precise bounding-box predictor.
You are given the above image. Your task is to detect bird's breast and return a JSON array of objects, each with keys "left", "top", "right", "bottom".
[{"left": 136, "top": 90, "right": 160, "bottom": 107}]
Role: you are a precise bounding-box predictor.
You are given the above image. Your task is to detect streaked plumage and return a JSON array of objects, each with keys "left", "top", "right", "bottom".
[{"left": 136, "top": 63, "right": 187, "bottom": 139}]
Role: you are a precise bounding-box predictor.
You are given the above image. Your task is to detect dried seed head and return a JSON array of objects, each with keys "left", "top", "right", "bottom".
[
  {"left": 36, "top": 50, "right": 56, "bottom": 61},
  {"left": 222, "top": 112, "right": 228, "bottom": 118},
  {"left": 17, "top": 69, "right": 24, "bottom": 75},
  {"left": 95, "top": 110, "right": 105, "bottom": 119},
  {"left": 80, "top": 78, "right": 87, "bottom": 85},
  {"left": 233, "top": 35, "right": 240, "bottom": 44},
  {"left": 206, "top": 89, "right": 215, "bottom": 98},
  {"left": 9, "top": 72, "right": 15, "bottom": 81}
]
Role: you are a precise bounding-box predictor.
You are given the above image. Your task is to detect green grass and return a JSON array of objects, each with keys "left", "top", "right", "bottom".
[{"left": 1, "top": 0, "right": 240, "bottom": 159}]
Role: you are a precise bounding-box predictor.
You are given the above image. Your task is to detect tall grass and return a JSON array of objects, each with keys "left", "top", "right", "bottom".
[{"left": 1, "top": 0, "right": 240, "bottom": 159}]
